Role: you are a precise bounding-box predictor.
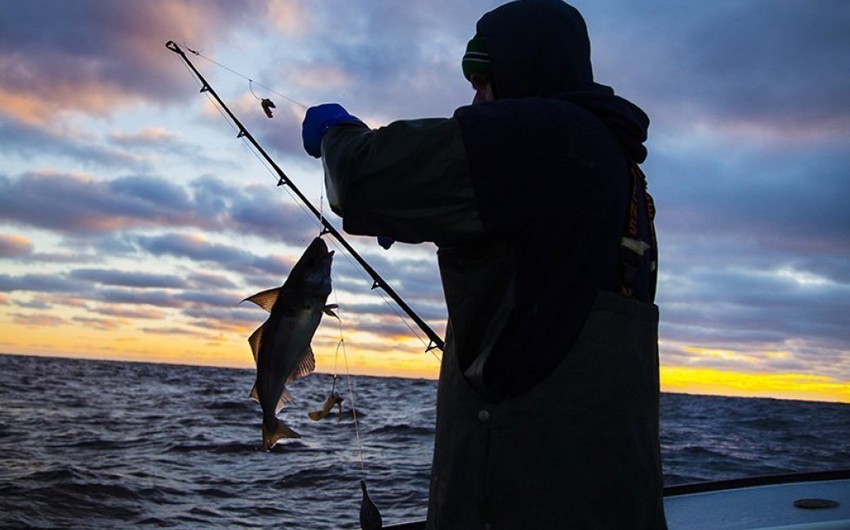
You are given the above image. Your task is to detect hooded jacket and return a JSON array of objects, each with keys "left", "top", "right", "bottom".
[
  {"left": 449, "top": 0, "right": 655, "bottom": 397},
  {"left": 323, "top": 1, "right": 654, "bottom": 399},
  {"left": 320, "top": 2, "right": 664, "bottom": 527}
]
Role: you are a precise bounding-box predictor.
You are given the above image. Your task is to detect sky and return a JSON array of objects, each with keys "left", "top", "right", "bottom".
[{"left": 0, "top": 0, "right": 848, "bottom": 403}]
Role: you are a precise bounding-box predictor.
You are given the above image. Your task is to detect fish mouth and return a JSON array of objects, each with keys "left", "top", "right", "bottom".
[
  {"left": 308, "top": 237, "right": 334, "bottom": 258},
  {"left": 310, "top": 238, "right": 334, "bottom": 267}
]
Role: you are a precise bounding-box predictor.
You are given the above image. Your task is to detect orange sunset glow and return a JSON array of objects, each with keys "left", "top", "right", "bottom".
[{"left": 1, "top": 0, "right": 848, "bottom": 407}]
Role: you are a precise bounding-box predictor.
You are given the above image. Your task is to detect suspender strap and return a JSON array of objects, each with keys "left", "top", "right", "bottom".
[{"left": 620, "top": 164, "right": 657, "bottom": 298}]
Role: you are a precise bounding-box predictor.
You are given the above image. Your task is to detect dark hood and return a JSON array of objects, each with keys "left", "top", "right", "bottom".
[
  {"left": 476, "top": 0, "right": 593, "bottom": 98},
  {"left": 475, "top": 0, "right": 649, "bottom": 162},
  {"left": 562, "top": 86, "right": 650, "bottom": 163}
]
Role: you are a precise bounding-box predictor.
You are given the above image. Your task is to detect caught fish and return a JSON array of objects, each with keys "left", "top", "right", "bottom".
[
  {"left": 360, "top": 479, "right": 383, "bottom": 530},
  {"left": 242, "top": 237, "right": 337, "bottom": 449},
  {"left": 308, "top": 392, "right": 344, "bottom": 421}
]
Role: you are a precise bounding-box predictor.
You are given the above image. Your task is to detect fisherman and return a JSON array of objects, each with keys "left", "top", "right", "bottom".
[{"left": 301, "top": 1, "right": 666, "bottom": 528}]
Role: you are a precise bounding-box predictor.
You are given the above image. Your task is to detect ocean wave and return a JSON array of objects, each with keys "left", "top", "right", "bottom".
[{"left": 1, "top": 355, "right": 848, "bottom": 529}]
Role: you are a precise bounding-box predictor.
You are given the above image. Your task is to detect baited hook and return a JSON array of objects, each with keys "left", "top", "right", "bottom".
[{"left": 261, "top": 98, "right": 276, "bottom": 118}]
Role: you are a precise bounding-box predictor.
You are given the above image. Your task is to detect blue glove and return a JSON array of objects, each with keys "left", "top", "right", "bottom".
[{"left": 302, "top": 103, "right": 364, "bottom": 158}]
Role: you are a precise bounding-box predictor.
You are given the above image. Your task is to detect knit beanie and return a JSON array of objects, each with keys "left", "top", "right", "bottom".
[{"left": 462, "top": 34, "right": 491, "bottom": 80}]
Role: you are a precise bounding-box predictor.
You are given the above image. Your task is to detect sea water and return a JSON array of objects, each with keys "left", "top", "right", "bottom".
[{"left": 1, "top": 354, "right": 848, "bottom": 529}]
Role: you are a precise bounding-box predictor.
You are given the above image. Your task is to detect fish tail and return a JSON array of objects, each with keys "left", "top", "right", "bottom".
[{"left": 262, "top": 417, "right": 300, "bottom": 449}]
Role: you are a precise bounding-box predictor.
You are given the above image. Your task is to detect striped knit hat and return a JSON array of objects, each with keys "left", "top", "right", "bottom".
[{"left": 462, "top": 34, "right": 490, "bottom": 80}]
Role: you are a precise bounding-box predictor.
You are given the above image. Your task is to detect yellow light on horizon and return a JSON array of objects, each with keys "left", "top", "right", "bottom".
[
  {"left": 661, "top": 366, "right": 849, "bottom": 404},
  {"left": 2, "top": 313, "right": 847, "bottom": 403}
]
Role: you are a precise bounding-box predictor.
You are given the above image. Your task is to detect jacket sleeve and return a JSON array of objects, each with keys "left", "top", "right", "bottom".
[{"left": 321, "top": 117, "right": 484, "bottom": 245}]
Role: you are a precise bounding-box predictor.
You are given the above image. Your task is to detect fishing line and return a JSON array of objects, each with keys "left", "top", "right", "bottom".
[
  {"left": 341, "top": 338, "right": 368, "bottom": 477},
  {"left": 230, "top": 127, "right": 440, "bottom": 358},
  {"left": 182, "top": 41, "right": 309, "bottom": 110},
  {"left": 168, "top": 40, "right": 445, "bottom": 358},
  {"left": 248, "top": 80, "right": 262, "bottom": 101},
  {"left": 327, "top": 289, "right": 367, "bottom": 477}
]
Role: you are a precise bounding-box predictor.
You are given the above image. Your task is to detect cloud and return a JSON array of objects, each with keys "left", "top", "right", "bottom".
[
  {"left": 10, "top": 312, "right": 67, "bottom": 328},
  {"left": 0, "top": 122, "right": 151, "bottom": 171},
  {"left": 0, "top": 171, "right": 319, "bottom": 244},
  {"left": 71, "top": 316, "right": 124, "bottom": 331},
  {"left": 134, "top": 232, "right": 281, "bottom": 276},
  {"left": 0, "top": 273, "right": 81, "bottom": 294},
  {"left": 69, "top": 269, "right": 185, "bottom": 289},
  {"left": 96, "top": 288, "right": 185, "bottom": 309},
  {"left": 185, "top": 271, "right": 239, "bottom": 290},
  {"left": 0, "top": 1, "right": 847, "bottom": 398},
  {"left": 137, "top": 325, "right": 211, "bottom": 337},
  {"left": 584, "top": 1, "right": 850, "bottom": 141},
  {"left": 178, "top": 290, "right": 247, "bottom": 309},
  {"left": 0, "top": 233, "right": 33, "bottom": 257},
  {"left": 251, "top": 1, "right": 478, "bottom": 121},
  {"left": 0, "top": 0, "right": 266, "bottom": 126},
  {"left": 184, "top": 306, "right": 260, "bottom": 328},
  {"left": 109, "top": 127, "right": 181, "bottom": 147},
  {"left": 0, "top": 172, "right": 201, "bottom": 234},
  {"left": 91, "top": 306, "right": 167, "bottom": 320}
]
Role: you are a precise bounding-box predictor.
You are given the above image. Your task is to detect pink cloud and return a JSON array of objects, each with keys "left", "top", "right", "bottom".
[
  {"left": 11, "top": 312, "right": 66, "bottom": 327},
  {"left": 0, "top": 234, "right": 33, "bottom": 257},
  {"left": 0, "top": 1, "right": 264, "bottom": 126}
]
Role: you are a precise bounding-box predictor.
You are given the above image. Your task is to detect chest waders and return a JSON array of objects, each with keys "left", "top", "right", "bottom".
[
  {"left": 427, "top": 144, "right": 663, "bottom": 527},
  {"left": 427, "top": 290, "right": 666, "bottom": 530}
]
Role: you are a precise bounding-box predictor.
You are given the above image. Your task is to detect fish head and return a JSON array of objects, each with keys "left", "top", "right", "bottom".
[{"left": 287, "top": 237, "right": 334, "bottom": 297}]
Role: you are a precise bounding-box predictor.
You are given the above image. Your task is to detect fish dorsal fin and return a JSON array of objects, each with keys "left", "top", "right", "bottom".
[
  {"left": 286, "top": 346, "right": 316, "bottom": 384},
  {"left": 242, "top": 287, "right": 281, "bottom": 313},
  {"left": 247, "top": 325, "right": 263, "bottom": 365},
  {"left": 249, "top": 382, "right": 259, "bottom": 402}
]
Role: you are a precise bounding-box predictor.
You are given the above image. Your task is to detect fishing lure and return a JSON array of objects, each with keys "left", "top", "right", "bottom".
[
  {"left": 261, "top": 98, "right": 276, "bottom": 118},
  {"left": 308, "top": 391, "right": 344, "bottom": 422}
]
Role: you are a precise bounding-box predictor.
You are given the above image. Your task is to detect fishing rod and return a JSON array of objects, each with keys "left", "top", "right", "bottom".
[{"left": 166, "top": 41, "right": 444, "bottom": 353}]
